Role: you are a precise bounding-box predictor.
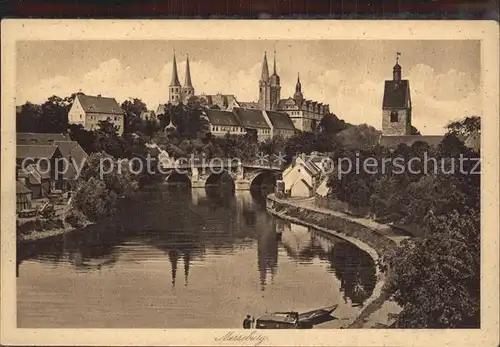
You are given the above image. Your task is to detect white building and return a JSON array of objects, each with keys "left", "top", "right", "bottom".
[{"left": 68, "top": 93, "right": 125, "bottom": 135}]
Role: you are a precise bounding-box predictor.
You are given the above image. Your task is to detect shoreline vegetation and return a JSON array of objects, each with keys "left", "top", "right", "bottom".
[{"left": 266, "top": 194, "right": 403, "bottom": 328}]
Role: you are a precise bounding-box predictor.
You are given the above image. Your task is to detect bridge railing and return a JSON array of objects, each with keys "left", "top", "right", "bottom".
[{"left": 160, "top": 157, "right": 285, "bottom": 171}]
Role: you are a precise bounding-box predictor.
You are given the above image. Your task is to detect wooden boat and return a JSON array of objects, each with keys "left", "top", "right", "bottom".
[{"left": 255, "top": 304, "right": 338, "bottom": 329}]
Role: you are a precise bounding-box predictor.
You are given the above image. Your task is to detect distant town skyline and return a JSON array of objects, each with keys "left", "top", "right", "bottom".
[{"left": 16, "top": 40, "right": 480, "bottom": 135}]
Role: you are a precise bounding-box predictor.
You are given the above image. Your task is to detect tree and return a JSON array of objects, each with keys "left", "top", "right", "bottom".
[
  {"left": 383, "top": 209, "right": 480, "bottom": 328},
  {"left": 317, "top": 113, "right": 350, "bottom": 135},
  {"left": 335, "top": 124, "right": 381, "bottom": 151},
  {"left": 68, "top": 124, "right": 97, "bottom": 154},
  {"left": 121, "top": 98, "right": 148, "bottom": 134},
  {"left": 446, "top": 116, "right": 480, "bottom": 139}
]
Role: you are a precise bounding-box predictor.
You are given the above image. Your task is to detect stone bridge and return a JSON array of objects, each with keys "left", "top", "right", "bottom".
[{"left": 160, "top": 159, "right": 285, "bottom": 190}]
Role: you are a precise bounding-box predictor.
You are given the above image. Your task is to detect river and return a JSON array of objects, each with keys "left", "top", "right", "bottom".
[{"left": 17, "top": 184, "right": 377, "bottom": 328}]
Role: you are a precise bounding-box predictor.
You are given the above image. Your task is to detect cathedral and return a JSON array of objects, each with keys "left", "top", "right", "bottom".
[
  {"left": 257, "top": 51, "right": 330, "bottom": 132},
  {"left": 164, "top": 50, "right": 330, "bottom": 133},
  {"left": 168, "top": 52, "right": 195, "bottom": 106}
]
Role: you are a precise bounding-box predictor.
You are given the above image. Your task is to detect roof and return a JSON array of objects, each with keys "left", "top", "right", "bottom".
[
  {"left": 18, "top": 164, "right": 43, "bottom": 183},
  {"left": 232, "top": 107, "right": 270, "bottom": 129},
  {"left": 205, "top": 109, "right": 241, "bottom": 126},
  {"left": 54, "top": 141, "right": 88, "bottom": 179},
  {"left": 380, "top": 135, "right": 444, "bottom": 149},
  {"left": 17, "top": 133, "right": 69, "bottom": 145},
  {"left": 16, "top": 181, "right": 32, "bottom": 195},
  {"left": 76, "top": 94, "right": 123, "bottom": 115},
  {"left": 296, "top": 155, "right": 322, "bottom": 177},
  {"left": 156, "top": 104, "right": 166, "bottom": 115},
  {"left": 278, "top": 98, "right": 298, "bottom": 110},
  {"left": 238, "top": 101, "right": 260, "bottom": 110},
  {"left": 316, "top": 178, "right": 329, "bottom": 197},
  {"left": 199, "top": 94, "right": 237, "bottom": 109},
  {"left": 265, "top": 111, "right": 295, "bottom": 130},
  {"left": 382, "top": 80, "right": 410, "bottom": 109},
  {"left": 16, "top": 145, "right": 60, "bottom": 160}
]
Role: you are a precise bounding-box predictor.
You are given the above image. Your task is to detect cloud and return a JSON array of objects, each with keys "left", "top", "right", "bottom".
[{"left": 17, "top": 60, "right": 480, "bottom": 135}]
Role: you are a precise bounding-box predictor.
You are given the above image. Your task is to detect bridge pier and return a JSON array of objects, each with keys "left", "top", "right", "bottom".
[{"left": 234, "top": 180, "right": 251, "bottom": 191}]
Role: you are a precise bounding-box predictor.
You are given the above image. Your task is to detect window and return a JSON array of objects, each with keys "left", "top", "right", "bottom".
[{"left": 390, "top": 111, "right": 398, "bottom": 123}]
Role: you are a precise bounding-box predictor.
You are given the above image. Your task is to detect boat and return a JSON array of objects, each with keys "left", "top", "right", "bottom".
[{"left": 255, "top": 304, "right": 338, "bottom": 329}]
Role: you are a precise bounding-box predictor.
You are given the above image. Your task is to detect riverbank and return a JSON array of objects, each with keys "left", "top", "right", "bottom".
[{"left": 266, "top": 194, "right": 405, "bottom": 328}]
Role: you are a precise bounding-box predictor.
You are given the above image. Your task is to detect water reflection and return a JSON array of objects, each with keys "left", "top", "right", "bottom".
[{"left": 17, "top": 185, "right": 377, "bottom": 328}]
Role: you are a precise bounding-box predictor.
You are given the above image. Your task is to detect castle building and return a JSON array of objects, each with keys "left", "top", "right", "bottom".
[
  {"left": 168, "top": 52, "right": 194, "bottom": 106},
  {"left": 163, "top": 49, "right": 329, "bottom": 134},
  {"left": 255, "top": 51, "right": 330, "bottom": 132},
  {"left": 277, "top": 74, "right": 330, "bottom": 133}
]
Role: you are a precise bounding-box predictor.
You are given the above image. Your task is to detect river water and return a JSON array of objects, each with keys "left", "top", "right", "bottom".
[{"left": 17, "top": 185, "right": 377, "bottom": 328}]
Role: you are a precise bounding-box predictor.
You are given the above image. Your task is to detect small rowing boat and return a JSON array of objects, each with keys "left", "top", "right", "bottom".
[{"left": 255, "top": 304, "right": 338, "bottom": 329}]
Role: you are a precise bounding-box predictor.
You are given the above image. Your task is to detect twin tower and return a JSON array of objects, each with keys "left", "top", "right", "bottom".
[
  {"left": 168, "top": 50, "right": 284, "bottom": 110},
  {"left": 168, "top": 52, "right": 194, "bottom": 105}
]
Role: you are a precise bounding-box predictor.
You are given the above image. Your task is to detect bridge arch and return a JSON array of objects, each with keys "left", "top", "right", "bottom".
[
  {"left": 249, "top": 170, "right": 278, "bottom": 191},
  {"left": 166, "top": 171, "right": 192, "bottom": 187},
  {"left": 205, "top": 169, "right": 235, "bottom": 190}
]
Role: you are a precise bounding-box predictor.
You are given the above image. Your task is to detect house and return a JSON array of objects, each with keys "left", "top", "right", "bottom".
[
  {"left": 263, "top": 110, "right": 296, "bottom": 139},
  {"left": 232, "top": 107, "right": 272, "bottom": 142},
  {"left": 281, "top": 153, "right": 324, "bottom": 198},
  {"left": 16, "top": 145, "right": 64, "bottom": 198},
  {"left": 205, "top": 109, "right": 246, "bottom": 137},
  {"left": 68, "top": 93, "right": 125, "bottom": 135},
  {"left": 53, "top": 140, "right": 89, "bottom": 191},
  {"left": 16, "top": 181, "right": 33, "bottom": 212},
  {"left": 17, "top": 133, "right": 88, "bottom": 191}
]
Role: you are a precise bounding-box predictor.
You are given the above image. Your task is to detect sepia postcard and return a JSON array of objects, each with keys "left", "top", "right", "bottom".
[{"left": 1, "top": 19, "right": 499, "bottom": 346}]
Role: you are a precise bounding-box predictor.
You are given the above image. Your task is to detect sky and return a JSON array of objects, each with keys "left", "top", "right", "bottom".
[{"left": 16, "top": 40, "right": 481, "bottom": 135}]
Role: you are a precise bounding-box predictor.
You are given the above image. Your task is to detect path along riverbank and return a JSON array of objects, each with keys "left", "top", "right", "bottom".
[{"left": 266, "top": 194, "right": 407, "bottom": 328}]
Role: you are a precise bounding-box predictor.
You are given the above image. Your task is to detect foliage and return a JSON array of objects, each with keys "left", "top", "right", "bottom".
[
  {"left": 335, "top": 124, "right": 381, "bottom": 151},
  {"left": 121, "top": 98, "right": 148, "bottom": 134},
  {"left": 446, "top": 116, "right": 480, "bottom": 139},
  {"left": 17, "top": 95, "right": 75, "bottom": 133},
  {"left": 317, "top": 113, "right": 351, "bottom": 135},
  {"left": 383, "top": 209, "right": 480, "bottom": 328}
]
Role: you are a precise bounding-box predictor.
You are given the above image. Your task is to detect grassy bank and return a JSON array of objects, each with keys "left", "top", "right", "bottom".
[{"left": 266, "top": 194, "right": 402, "bottom": 328}]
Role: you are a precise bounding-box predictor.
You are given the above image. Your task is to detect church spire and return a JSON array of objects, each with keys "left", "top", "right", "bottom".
[
  {"left": 273, "top": 49, "right": 277, "bottom": 75},
  {"left": 295, "top": 73, "right": 302, "bottom": 93},
  {"left": 184, "top": 54, "right": 193, "bottom": 88},
  {"left": 294, "top": 72, "right": 303, "bottom": 106},
  {"left": 261, "top": 51, "right": 269, "bottom": 82},
  {"left": 393, "top": 52, "right": 402, "bottom": 81},
  {"left": 170, "top": 50, "right": 181, "bottom": 87}
]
